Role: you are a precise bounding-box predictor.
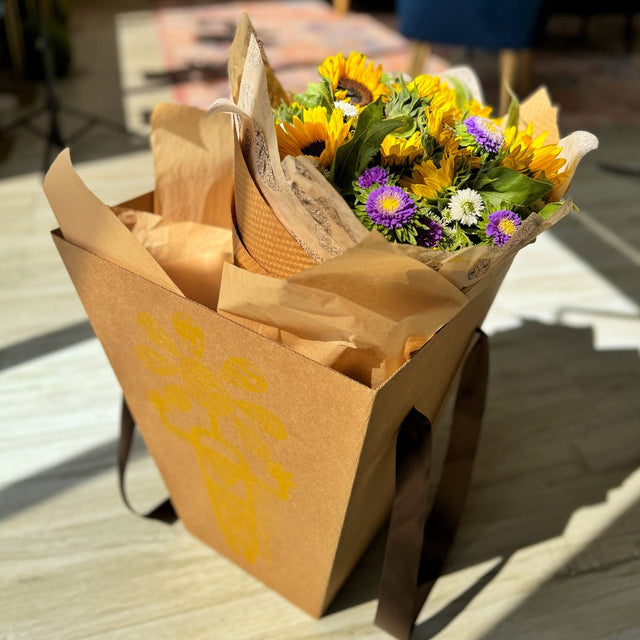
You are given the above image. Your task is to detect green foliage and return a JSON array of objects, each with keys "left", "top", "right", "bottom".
[
  {"left": 271, "top": 52, "right": 571, "bottom": 251},
  {"left": 476, "top": 166, "right": 553, "bottom": 211},
  {"left": 294, "top": 78, "right": 334, "bottom": 111},
  {"left": 329, "top": 100, "right": 403, "bottom": 195},
  {"left": 446, "top": 76, "right": 472, "bottom": 111},
  {"left": 504, "top": 87, "right": 520, "bottom": 130},
  {"left": 536, "top": 201, "right": 565, "bottom": 220}
]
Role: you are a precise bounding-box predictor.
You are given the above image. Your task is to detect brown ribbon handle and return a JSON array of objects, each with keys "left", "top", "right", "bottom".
[
  {"left": 118, "top": 399, "right": 177, "bottom": 524},
  {"left": 375, "top": 330, "right": 489, "bottom": 639}
]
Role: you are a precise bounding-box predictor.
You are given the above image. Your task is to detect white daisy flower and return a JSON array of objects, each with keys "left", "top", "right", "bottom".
[
  {"left": 334, "top": 100, "right": 359, "bottom": 119},
  {"left": 448, "top": 188, "right": 485, "bottom": 226}
]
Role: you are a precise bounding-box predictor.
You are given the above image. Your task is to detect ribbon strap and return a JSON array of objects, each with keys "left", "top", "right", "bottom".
[
  {"left": 375, "top": 330, "right": 489, "bottom": 639},
  {"left": 118, "top": 399, "right": 177, "bottom": 524}
]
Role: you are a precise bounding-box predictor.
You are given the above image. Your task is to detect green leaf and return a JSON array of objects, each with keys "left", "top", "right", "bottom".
[
  {"left": 392, "top": 114, "right": 417, "bottom": 137},
  {"left": 329, "top": 101, "right": 403, "bottom": 195},
  {"left": 536, "top": 201, "right": 565, "bottom": 220},
  {"left": 478, "top": 166, "right": 553, "bottom": 210},
  {"left": 474, "top": 171, "right": 499, "bottom": 190},
  {"left": 446, "top": 76, "right": 472, "bottom": 110},
  {"left": 504, "top": 85, "right": 520, "bottom": 129},
  {"left": 453, "top": 224, "right": 472, "bottom": 249},
  {"left": 295, "top": 78, "right": 334, "bottom": 111}
]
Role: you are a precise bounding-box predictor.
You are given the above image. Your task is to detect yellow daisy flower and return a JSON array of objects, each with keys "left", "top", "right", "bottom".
[
  {"left": 425, "top": 96, "right": 461, "bottom": 148},
  {"left": 380, "top": 131, "right": 423, "bottom": 167},
  {"left": 318, "top": 52, "right": 391, "bottom": 106},
  {"left": 502, "top": 123, "right": 568, "bottom": 187},
  {"left": 407, "top": 74, "right": 454, "bottom": 102},
  {"left": 467, "top": 99, "right": 493, "bottom": 118},
  {"left": 276, "top": 106, "right": 352, "bottom": 168},
  {"left": 411, "top": 74, "right": 493, "bottom": 124},
  {"left": 400, "top": 153, "right": 456, "bottom": 201},
  {"left": 441, "top": 135, "right": 482, "bottom": 170}
]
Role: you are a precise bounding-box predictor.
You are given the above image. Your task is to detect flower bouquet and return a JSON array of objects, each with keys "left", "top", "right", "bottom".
[
  {"left": 208, "top": 16, "right": 596, "bottom": 386},
  {"left": 46, "top": 13, "right": 597, "bottom": 640},
  {"left": 273, "top": 52, "right": 569, "bottom": 252}
]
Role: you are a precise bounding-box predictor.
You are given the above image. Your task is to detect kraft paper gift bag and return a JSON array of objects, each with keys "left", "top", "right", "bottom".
[
  {"left": 45, "top": 141, "right": 510, "bottom": 639},
  {"left": 45, "top": 15, "right": 597, "bottom": 638}
]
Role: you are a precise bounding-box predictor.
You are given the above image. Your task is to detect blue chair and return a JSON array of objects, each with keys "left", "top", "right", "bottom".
[{"left": 395, "top": 0, "right": 548, "bottom": 113}]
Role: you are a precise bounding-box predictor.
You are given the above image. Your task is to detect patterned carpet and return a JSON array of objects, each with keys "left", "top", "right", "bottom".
[
  {"left": 150, "top": 0, "right": 640, "bottom": 132},
  {"left": 151, "top": 0, "right": 447, "bottom": 109}
]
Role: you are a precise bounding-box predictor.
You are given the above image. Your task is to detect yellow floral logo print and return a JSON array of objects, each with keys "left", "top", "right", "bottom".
[{"left": 134, "top": 311, "right": 294, "bottom": 563}]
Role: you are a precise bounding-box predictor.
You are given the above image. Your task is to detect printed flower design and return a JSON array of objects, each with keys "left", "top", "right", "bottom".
[{"left": 135, "top": 311, "right": 294, "bottom": 563}]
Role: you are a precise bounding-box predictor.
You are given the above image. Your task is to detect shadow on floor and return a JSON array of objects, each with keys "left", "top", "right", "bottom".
[
  {"left": 0, "top": 320, "right": 94, "bottom": 371},
  {"left": 0, "top": 431, "right": 149, "bottom": 522},
  {"left": 1, "top": 318, "right": 638, "bottom": 635},
  {"left": 477, "top": 488, "right": 640, "bottom": 639},
  {"left": 328, "top": 320, "right": 640, "bottom": 640}
]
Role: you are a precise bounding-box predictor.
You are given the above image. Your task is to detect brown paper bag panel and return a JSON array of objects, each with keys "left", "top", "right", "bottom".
[
  {"left": 52, "top": 226, "right": 513, "bottom": 617},
  {"left": 53, "top": 230, "right": 381, "bottom": 617},
  {"left": 323, "top": 267, "right": 509, "bottom": 609},
  {"left": 233, "top": 138, "right": 317, "bottom": 278}
]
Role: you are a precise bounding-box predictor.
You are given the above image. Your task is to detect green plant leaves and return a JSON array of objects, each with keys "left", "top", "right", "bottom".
[
  {"left": 329, "top": 100, "right": 403, "bottom": 195},
  {"left": 295, "top": 78, "right": 334, "bottom": 111},
  {"left": 477, "top": 166, "right": 553, "bottom": 211},
  {"left": 446, "top": 76, "right": 473, "bottom": 111},
  {"left": 504, "top": 86, "right": 520, "bottom": 130},
  {"left": 536, "top": 201, "right": 566, "bottom": 220}
]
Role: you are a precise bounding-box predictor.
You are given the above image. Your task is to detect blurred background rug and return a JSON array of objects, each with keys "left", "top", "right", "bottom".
[
  {"left": 145, "top": 0, "right": 640, "bottom": 132},
  {"left": 149, "top": 0, "right": 450, "bottom": 109}
]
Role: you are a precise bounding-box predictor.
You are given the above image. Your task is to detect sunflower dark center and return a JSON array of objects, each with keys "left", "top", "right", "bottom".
[
  {"left": 337, "top": 78, "right": 373, "bottom": 105},
  {"left": 301, "top": 140, "right": 326, "bottom": 157}
]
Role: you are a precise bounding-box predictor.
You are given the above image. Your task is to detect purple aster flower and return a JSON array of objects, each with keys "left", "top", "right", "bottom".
[
  {"left": 365, "top": 185, "right": 417, "bottom": 229},
  {"left": 464, "top": 116, "right": 504, "bottom": 154},
  {"left": 416, "top": 219, "right": 443, "bottom": 248},
  {"left": 486, "top": 209, "right": 522, "bottom": 246},
  {"left": 358, "top": 166, "right": 389, "bottom": 189}
]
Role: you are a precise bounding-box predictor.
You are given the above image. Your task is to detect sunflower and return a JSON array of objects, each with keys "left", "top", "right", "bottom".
[
  {"left": 407, "top": 74, "right": 454, "bottom": 102},
  {"left": 400, "top": 153, "right": 456, "bottom": 202},
  {"left": 318, "top": 52, "right": 391, "bottom": 106},
  {"left": 424, "top": 96, "right": 460, "bottom": 148},
  {"left": 441, "top": 135, "right": 482, "bottom": 170},
  {"left": 501, "top": 123, "right": 568, "bottom": 187},
  {"left": 380, "top": 131, "right": 423, "bottom": 167},
  {"left": 275, "top": 106, "right": 352, "bottom": 169}
]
